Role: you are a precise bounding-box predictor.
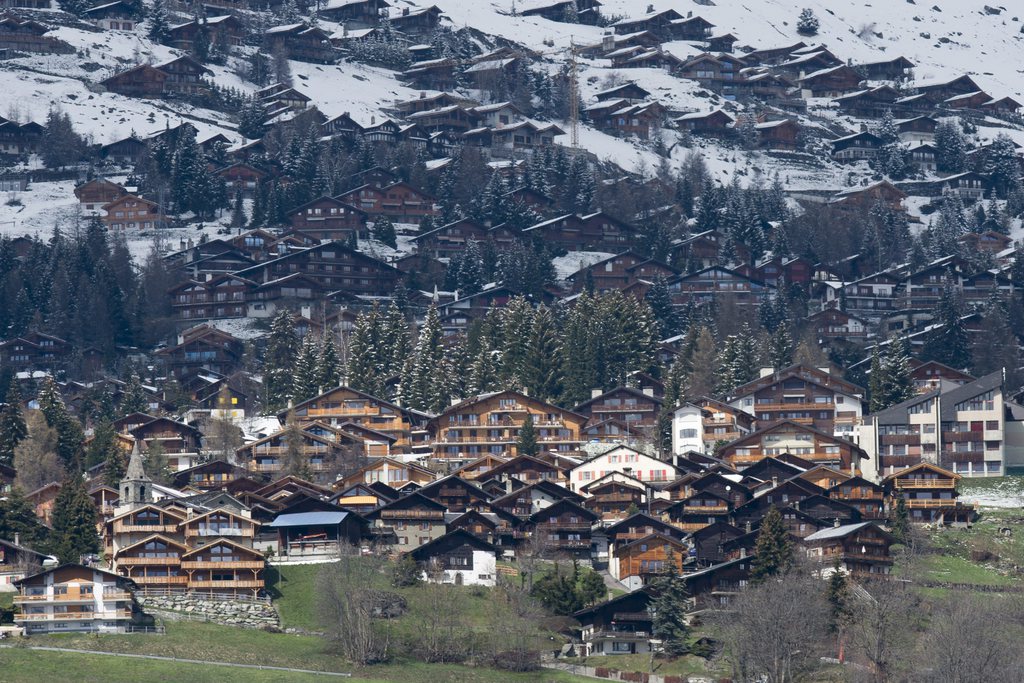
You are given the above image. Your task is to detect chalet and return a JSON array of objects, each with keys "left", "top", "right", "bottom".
[
  {"left": 718, "top": 420, "right": 868, "bottom": 473},
  {"left": 741, "top": 41, "right": 807, "bottom": 66},
  {"left": 676, "top": 53, "right": 742, "bottom": 95},
  {"left": 266, "top": 509, "right": 365, "bottom": 559},
  {"left": 943, "top": 90, "right": 992, "bottom": 110},
  {"left": 574, "top": 588, "right": 654, "bottom": 656},
  {"left": 155, "top": 325, "right": 245, "bottom": 379},
  {"left": 336, "top": 181, "right": 438, "bottom": 223},
  {"left": 0, "top": 332, "right": 71, "bottom": 372},
  {"left": 775, "top": 48, "right": 843, "bottom": 78},
  {"left": 478, "top": 453, "right": 567, "bottom": 486},
  {"left": 575, "top": 387, "right": 662, "bottom": 433},
  {"left": 155, "top": 56, "right": 212, "bottom": 96},
  {"left": 169, "top": 275, "right": 253, "bottom": 322},
  {"left": 754, "top": 119, "right": 801, "bottom": 151},
  {"left": 0, "top": 536, "right": 50, "bottom": 590},
  {"left": 265, "top": 23, "right": 335, "bottom": 63},
  {"left": 728, "top": 364, "right": 865, "bottom": 437},
  {"left": 909, "top": 171, "right": 991, "bottom": 201},
  {"left": 980, "top": 96, "right": 1022, "bottom": 116},
  {"left": 528, "top": 498, "right": 597, "bottom": 558},
  {"left": 831, "top": 131, "right": 883, "bottom": 163},
  {"left": 796, "top": 65, "right": 863, "bottom": 98},
  {"left": 233, "top": 241, "right": 401, "bottom": 296},
  {"left": 0, "top": 15, "right": 72, "bottom": 55},
  {"left": 611, "top": 8, "right": 684, "bottom": 41},
  {"left": 611, "top": 47, "right": 686, "bottom": 72},
  {"left": 807, "top": 308, "right": 869, "bottom": 342},
  {"left": 569, "top": 445, "right": 677, "bottom": 493},
  {"left": 582, "top": 476, "right": 647, "bottom": 521},
  {"left": 584, "top": 99, "right": 665, "bottom": 139},
  {"left": 167, "top": 15, "right": 245, "bottom": 52},
  {"left": 388, "top": 4, "right": 443, "bottom": 38},
  {"left": 100, "top": 64, "right": 168, "bottom": 98},
  {"left": 594, "top": 81, "right": 650, "bottom": 103},
  {"left": 803, "top": 522, "right": 895, "bottom": 576},
  {"left": 413, "top": 218, "right": 497, "bottom": 260},
  {"left": 172, "top": 460, "right": 250, "bottom": 491},
  {"left": 99, "top": 135, "right": 146, "bottom": 165},
  {"left": 855, "top": 56, "right": 915, "bottom": 81},
  {"left": 415, "top": 476, "right": 490, "bottom": 513},
  {"left": 408, "top": 529, "right": 497, "bottom": 586},
  {"left": 684, "top": 555, "right": 754, "bottom": 607},
  {"left": 675, "top": 109, "right": 734, "bottom": 137},
  {"left": 130, "top": 417, "right": 203, "bottom": 472},
  {"left": 215, "top": 162, "right": 268, "bottom": 198},
  {"left": 450, "top": 454, "right": 508, "bottom": 482},
  {"left": 401, "top": 58, "right": 458, "bottom": 90},
  {"left": 522, "top": 211, "right": 636, "bottom": 253},
  {"left": 429, "top": 390, "right": 586, "bottom": 460},
  {"left": 14, "top": 564, "right": 138, "bottom": 634},
  {"left": 101, "top": 194, "right": 166, "bottom": 231},
  {"left": 286, "top": 386, "right": 427, "bottom": 450},
  {"left": 84, "top": 1, "right": 137, "bottom": 31},
  {"left": 667, "top": 266, "right": 774, "bottom": 310},
  {"left": 286, "top": 196, "right": 368, "bottom": 241},
  {"left": 486, "top": 120, "right": 564, "bottom": 158},
  {"left": 567, "top": 251, "right": 678, "bottom": 293},
  {"left": 833, "top": 85, "right": 901, "bottom": 118},
  {"left": 369, "top": 492, "right": 447, "bottom": 550},
  {"left": 915, "top": 75, "right": 981, "bottom": 99},
  {"left": 829, "top": 181, "right": 907, "bottom": 213},
  {"left": 611, "top": 532, "right": 687, "bottom": 589}
]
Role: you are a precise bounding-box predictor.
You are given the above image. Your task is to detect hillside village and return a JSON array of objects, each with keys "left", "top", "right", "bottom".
[{"left": 2, "top": 0, "right": 1024, "bottom": 681}]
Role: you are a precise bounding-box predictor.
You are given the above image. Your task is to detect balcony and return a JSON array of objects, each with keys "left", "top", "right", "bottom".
[
  {"left": 754, "top": 401, "right": 834, "bottom": 412},
  {"left": 880, "top": 434, "right": 921, "bottom": 446},
  {"left": 903, "top": 498, "right": 958, "bottom": 508},
  {"left": 591, "top": 493, "right": 642, "bottom": 503},
  {"left": 15, "top": 592, "right": 132, "bottom": 603},
  {"left": 537, "top": 522, "right": 593, "bottom": 529},
  {"left": 186, "top": 527, "right": 253, "bottom": 538},
  {"left": 549, "top": 539, "right": 591, "bottom": 549},
  {"left": 181, "top": 560, "right": 264, "bottom": 570},
  {"left": 188, "top": 580, "right": 263, "bottom": 589},
  {"left": 113, "top": 523, "right": 180, "bottom": 534},
  {"left": 130, "top": 575, "right": 189, "bottom": 585},
  {"left": 18, "top": 610, "right": 133, "bottom": 621},
  {"left": 380, "top": 510, "right": 444, "bottom": 520},
  {"left": 892, "top": 478, "right": 956, "bottom": 489},
  {"left": 682, "top": 505, "right": 729, "bottom": 513},
  {"left": 592, "top": 630, "right": 650, "bottom": 640},
  {"left": 116, "top": 556, "right": 181, "bottom": 566}
]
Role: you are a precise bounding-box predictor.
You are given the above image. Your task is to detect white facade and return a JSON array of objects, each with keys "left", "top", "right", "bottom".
[
  {"left": 15, "top": 568, "right": 134, "bottom": 634},
  {"left": 569, "top": 446, "right": 674, "bottom": 493},
  {"left": 421, "top": 549, "right": 497, "bottom": 587},
  {"left": 671, "top": 404, "right": 705, "bottom": 455}
]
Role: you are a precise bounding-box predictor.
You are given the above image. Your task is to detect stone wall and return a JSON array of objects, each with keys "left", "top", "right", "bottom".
[{"left": 137, "top": 594, "right": 280, "bottom": 629}]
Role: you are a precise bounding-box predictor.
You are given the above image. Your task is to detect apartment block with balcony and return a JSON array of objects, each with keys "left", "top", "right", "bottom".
[
  {"left": 429, "top": 390, "right": 587, "bottom": 461},
  {"left": 128, "top": 417, "right": 204, "bottom": 472},
  {"left": 728, "top": 365, "right": 865, "bottom": 439},
  {"left": 14, "top": 564, "right": 138, "bottom": 634},
  {"left": 235, "top": 428, "right": 351, "bottom": 484},
  {"left": 574, "top": 386, "right": 663, "bottom": 437}
]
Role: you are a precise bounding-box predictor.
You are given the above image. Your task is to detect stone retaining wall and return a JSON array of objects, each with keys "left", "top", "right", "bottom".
[{"left": 138, "top": 594, "right": 280, "bottom": 629}]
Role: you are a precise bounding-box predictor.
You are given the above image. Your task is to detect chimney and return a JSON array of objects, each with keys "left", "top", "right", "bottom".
[
  {"left": 591, "top": 388, "right": 603, "bottom": 399},
  {"left": 794, "top": 500, "right": 799, "bottom": 510},
  {"left": 771, "top": 476, "right": 778, "bottom": 488},
  {"left": 371, "top": 115, "right": 376, "bottom": 125},
  {"left": 402, "top": 7, "right": 409, "bottom": 15},
  {"left": 834, "top": 518, "right": 841, "bottom": 528},
  {"left": 758, "top": 367, "right": 774, "bottom": 379},
  {"left": 14, "top": 532, "right": 19, "bottom": 546},
  {"left": 602, "top": 33, "right": 614, "bottom": 51},
  {"left": 740, "top": 547, "right": 747, "bottom": 558},
  {"left": 818, "top": 367, "right": 832, "bottom": 375},
  {"left": 744, "top": 521, "right": 751, "bottom": 533}
]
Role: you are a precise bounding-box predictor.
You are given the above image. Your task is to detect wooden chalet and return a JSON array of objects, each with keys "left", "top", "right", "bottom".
[
  {"left": 266, "top": 508, "right": 365, "bottom": 559},
  {"left": 407, "top": 528, "right": 498, "bottom": 586},
  {"left": 667, "top": 266, "right": 774, "bottom": 310},
  {"left": 675, "top": 109, "right": 734, "bottom": 137},
  {"left": 285, "top": 386, "right": 427, "bottom": 450},
  {"left": 717, "top": 420, "right": 868, "bottom": 473},
  {"left": 833, "top": 85, "right": 901, "bottom": 117},
  {"left": 803, "top": 521, "right": 895, "bottom": 576},
  {"left": 573, "top": 589, "right": 655, "bottom": 656},
  {"left": 796, "top": 65, "right": 863, "bottom": 98},
  {"left": 369, "top": 492, "right": 447, "bottom": 550},
  {"left": 528, "top": 498, "right": 597, "bottom": 558},
  {"left": 167, "top": 15, "right": 245, "bottom": 52},
  {"left": 429, "top": 390, "right": 586, "bottom": 461},
  {"left": 336, "top": 181, "right": 438, "bottom": 224},
  {"left": 155, "top": 325, "right": 245, "bottom": 379},
  {"left": 881, "top": 463, "right": 974, "bottom": 525},
  {"left": 265, "top": 22, "right": 335, "bottom": 63},
  {"left": 0, "top": 14, "right": 72, "bottom": 55},
  {"left": 232, "top": 241, "right": 401, "bottom": 296},
  {"left": 101, "top": 194, "right": 167, "bottom": 231},
  {"left": 286, "top": 196, "right": 368, "bottom": 241},
  {"left": 574, "top": 386, "right": 662, "bottom": 433},
  {"left": 0, "top": 331, "right": 71, "bottom": 372},
  {"left": 754, "top": 119, "right": 801, "bottom": 150},
  {"left": 611, "top": 532, "right": 687, "bottom": 589},
  {"left": 522, "top": 211, "right": 637, "bottom": 253}
]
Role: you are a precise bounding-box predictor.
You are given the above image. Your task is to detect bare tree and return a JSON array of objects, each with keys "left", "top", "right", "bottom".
[
  {"left": 14, "top": 411, "right": 65, "bottom": 492},
  {"left": 918, "top": 593, "right": 1023, "bottom": 683},
  {"left": 406, "top": 581, "right": 475, "bottom": 663},
  {"left": 845, "top": 579, "right": 920, "bottom": 683},
  {"left": 712, "top": 572, "right": 829, "bottom": 683},
  {"left": 480, "top": 579, "right": 546, "bottom": 672},
  {"left": 315, "top": 551, "right": 392, "bottom": 664}
]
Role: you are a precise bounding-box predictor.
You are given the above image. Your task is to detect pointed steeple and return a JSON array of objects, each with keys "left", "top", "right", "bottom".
[{"left": 120, "top": 438, "right": 153, "bottom": 507}]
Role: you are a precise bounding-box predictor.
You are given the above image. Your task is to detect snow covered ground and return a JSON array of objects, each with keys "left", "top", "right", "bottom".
[{"left": 960, "top": 476, "right": 1024, "bottom": 509}]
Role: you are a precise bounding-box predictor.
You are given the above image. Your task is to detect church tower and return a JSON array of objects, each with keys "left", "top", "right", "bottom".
[{"left": 120, "top": 439, "right": 153, "bottom": 508}]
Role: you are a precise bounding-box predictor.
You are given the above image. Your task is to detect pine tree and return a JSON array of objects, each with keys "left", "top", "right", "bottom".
[
  {"left": 889, "top": 495, "right": 910, "bottom": 545},
  {"left": 380, "top": 302, "right": 411, "bottom": 383},
  {"left": 751, "top": 506, "right": 793, "bottom": 583},
  {"left": 985, "top": 133, "right": 1023, "bottom": 199},
  {"left": 766, "top": 326, "right": 794, "bottom": 371},
  {"left": 0, "top": 383, "right": 27, "bottom": 467},
  {"left": 347, "top": 306, "right": 385, "bottom": 397},
  {"left": 923, "top": 280, "right": 972, "bottom": 370},
  {"left": 403, "top": 305, "right": 450, "bottom": 413},
  {"left": 238, "top": 98, "right": 266, "bottom": 140},
  {"left": 516, "top": 413, "right": 539, "bottom": 456},
  {"left": 650, "top": 552, "right": 689, "bottom": 656},
  {"left": 147, "top": 0, "right": 171, "bottom": 42},
  {"left": 293, "top": 335, "right": 321, "bottom": 402},
  {"left": 318, "top": 332, "right": 343, "bottom": 392},
  {"left": 0, "top": 487, "right": 48, "bottom": 549},
  {"left": 882, "top": 335, "right": 915, "bottom": 408},
  {"left": 686, "top": 327, "right": 718, "bottom": 399},
  {"left": 796, "top": 7, "right": 819, "bottom": 35},
  {"left": 46, "top": 476, "right": 98, "bottom": 564},
  {"left": 934, "top": 120, "right": 967, "bottom": 174},
  {"left": 522, "top": 305, "right": 562, "bottom": 402},
  {"left": 103, "top": 437, "right": 128, "bottom": 486},
  {"left": 645, "top": 276, "right": 679, "bottom": 338},
  {"left": 868, "top": 346, "right": 886, "bottom": 413},
  {"left": 372, "top": 216, "right": 398, "bottom": 249},
  {"left": 37, "top": 377, "right": 84, "bottom": 473},
  {"left": 265, "top": 311, "right": 300, "bottom": 410},
  {"left": 121, "top": 373, "right": 147, "bottom": 416},
  {"left": 826, "top": 559, "right": 852, "bottom": 636},
  {"left": 971, "top": 293, "right": 1021, "bottom": 385},
  {"left": 499, "top": 297, "right": 535, "bottom": 389}
]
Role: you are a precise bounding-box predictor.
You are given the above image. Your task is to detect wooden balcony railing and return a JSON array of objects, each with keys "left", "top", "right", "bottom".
[
  {"left": 113, "top": 523, "right": 180, "bottom": 534},
  {"left": 904, "top": 498, "right": 958, "bottom": 508},
  {"left": 15, "top": 592, "right": 132, "bottom": 602},
  {"left": 181, "top": 560, "right": 264, "bottom": 570},
  {"left": 892, "top": 478, "right": 956, "bottom": 489},
  {"left": 380, "top": 510, "right": 444, "bottom": 520},
  {"left": 115, "top": 556, "right": 181, "bottom": 566},
  {"left": 184, "top": 527, "right": 255, "bottom": 538},
  {"left": 188, "top": 580, "right": 263, "bottom": 589},
  {"left": 18, "top": 610, "right": 132, "bottom": 621},
  {"left": 130, "top": 575, "right": 189, "bottom": 585},
  {"left": 682, "top": 505, "right": 729, "bottom": 513}
]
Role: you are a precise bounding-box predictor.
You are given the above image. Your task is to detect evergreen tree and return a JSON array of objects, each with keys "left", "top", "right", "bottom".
[
  {"left": 40, "top": 108, "right": 86, "bottom": 169},
  {"left": 318, "top": 332, "right": 343, "bottom": 392},
  {"left": 37, "top": 377, "right": 84, "bottom": 473},
  {"left": 347, "top": 306, "right": 385, "bottom": 397},
  {"left": 650, "top": 552, "right": 689, "bottom": 657},
  {"left": 825, "top": 558, "right": 852, "bottom": 636},
  {"left": 265, "top": 311, "right": 300, "bottom": 410},
  {"left": 102, "top": 436, "right": 128, "bottom": 486},
  {"left": 889, "top": 495, "right": 910, "bottom": 545},
  {"left": 985, "top": 133, "right": 1022, "bottom": 199},
  {"left": 516, "top": 413, "right": 538, "bottom": 456},
  {"left": 766, "top": 326, "right": 794, "bottom": 371},
  {"left": 934, "top": 120, "right": 967, "bottom": 174},
  {"left": 868, "top": 346, "right": 886, "bottom": 413},
  {"left": 522, "top": 305, "right": 562, "bottom": 402},
  {"left": 46, "top": 476, "right": 98, "bottom": 564},
  {"left": 121, "top": 373, "right": 148, "bottom": 416},
  {"left": 751, "top": 506, "right": 793, "bottom": 583},
  {"left": 148, "top": 0, "right": 171, "bottom": 42},
  {"left": 971, "top": 293, "right": 1021, "bottom": 386},
  {"left": 403, "top": 305, "right": 450, "bottom": 413},
  {"left": 0, "top": 383, "right": 27, "bottom": 467},
  {"left": 238, "top": 98, "right": 266, "bottom": 140},
  {"left": 923, "top": 280, "right": 972, "bottom": 370},
  {"left": 796, "top": 7, "right": 819, "bottom": 35},
  {"left": 645, "top": 276, "right": 679, "bottom": 338},
  {"left": 0, "top": 487, "right": 48, "bottom": 549},
  {"left": 293, "top": 335, "right": 321, "bottom": 402},
  {"left": 686, "top": 327, "right": 718, "bottom": 399},
  {"left": 881, "top": 335, "right": 915, "bottom": 408},
  {"left": 371, "top": 216, "right": 398, "bottom": 249},
  {"left": 499, "top": 297, "right": 535, "bottom": 389},
  {"left": 380, "top": 302, "right": 411, "bottom": 383}
]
